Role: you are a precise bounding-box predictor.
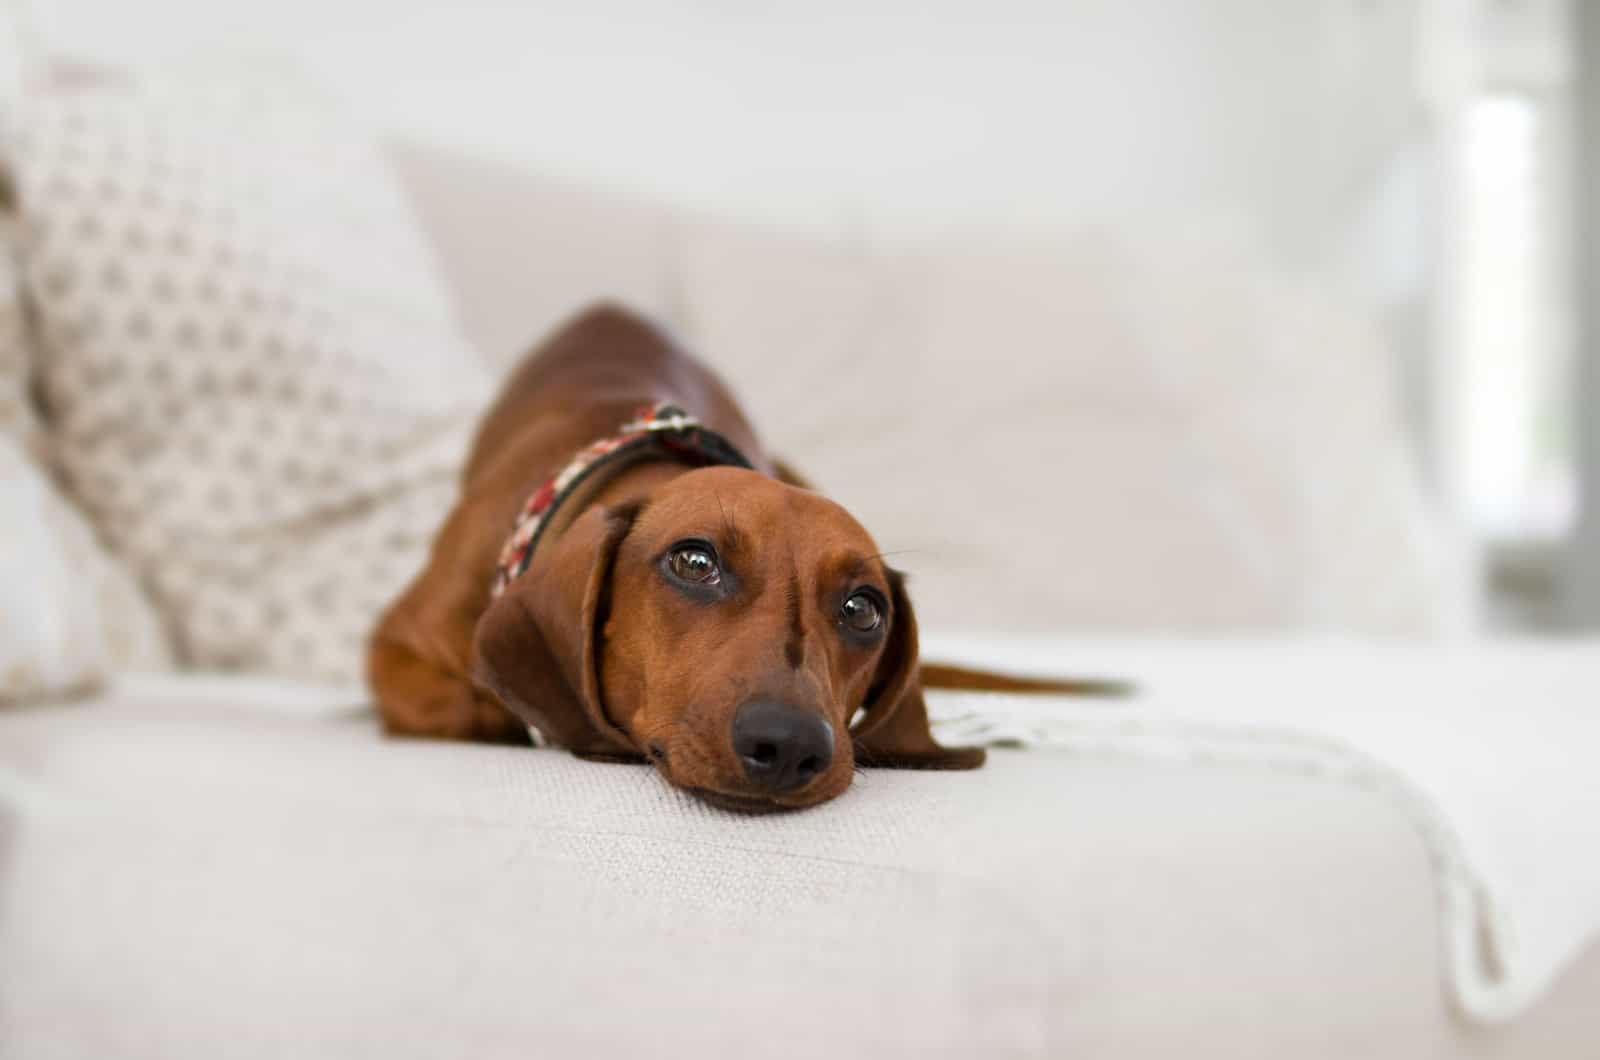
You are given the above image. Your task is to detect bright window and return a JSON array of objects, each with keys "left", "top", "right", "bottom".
[{"left": 1458, "top": 91, "right": 1575, "bottom": 543}]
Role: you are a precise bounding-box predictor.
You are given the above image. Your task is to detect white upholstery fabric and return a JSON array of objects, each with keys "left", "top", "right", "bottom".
[
  {"left": 0, "top": 674, "right": 1595, "bottom": 1059},
  {"left": 672, "top": 221, "right": 1458, "bottom": 637},
  {"left": 387, "top": 140, "right": 676, "bottom": 371},
  {"left": 922, "top": 634, "right": 1600, "bottom": 1023}
]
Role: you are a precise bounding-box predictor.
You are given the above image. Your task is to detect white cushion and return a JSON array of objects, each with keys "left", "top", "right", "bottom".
[
  {"left": 1, "top": 682, "right": 1594, "bottom": 1058},
  {"left": 0, "top": 434, "right": 170, "bottom": 700},
  {"left": 387, "top": 140, "right": 675, "bottom": 370},
  {"left": 671, "top": 219, "right": 1460, "bottom": 635}
]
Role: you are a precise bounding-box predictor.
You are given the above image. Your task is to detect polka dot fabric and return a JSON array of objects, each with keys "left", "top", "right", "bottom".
[
  {"left": 3, "top": 114, "right": 173, "bottom": 699},
  {"left": 1, "top": 167, "right": 38, "bottom": 448},
  {"left": 10, "top": 68, "right": 491, "bottom": 682}
]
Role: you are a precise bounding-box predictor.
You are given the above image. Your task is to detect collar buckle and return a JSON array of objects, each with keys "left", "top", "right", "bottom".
[{"left": 626, "top": 404, "right": 699, "bottom": 434}]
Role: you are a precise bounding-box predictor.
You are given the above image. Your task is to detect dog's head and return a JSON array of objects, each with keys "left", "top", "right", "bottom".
[{"left": 473, "top": 465, "right": 979, "bottom": 809}]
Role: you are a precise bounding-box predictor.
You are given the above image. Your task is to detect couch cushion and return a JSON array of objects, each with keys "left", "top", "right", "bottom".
[
  {"left": 386, "top": 139, "right": 676, "bottom": 372},
  {"left": 1, "top": 687, "right": 1591, "bottom": 1059},
  {"left": 670, "top": 221, "right": 1464, "bottom": 638}
]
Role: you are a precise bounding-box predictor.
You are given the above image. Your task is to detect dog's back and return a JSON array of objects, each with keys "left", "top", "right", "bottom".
[{"left": 464, "top": 304, "right": 770, "bottom": 489}]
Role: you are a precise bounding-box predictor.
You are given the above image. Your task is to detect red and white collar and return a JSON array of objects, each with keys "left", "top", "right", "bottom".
[{"left": 490, "top": 402, "right": 753, "bottom": 598}]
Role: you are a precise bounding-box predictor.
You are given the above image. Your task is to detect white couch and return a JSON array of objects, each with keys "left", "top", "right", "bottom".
[
  {"left": 3, "top": 648, "right": 1597, "bottom": 1059},
  {"left": 2, "top": 135, "right": 1597, "bottom": 1058}
]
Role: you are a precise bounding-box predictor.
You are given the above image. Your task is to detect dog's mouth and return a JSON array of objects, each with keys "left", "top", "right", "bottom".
[
  {"left": 649, "top": 737, "right": 827, "bottom": 813},
  {"left": 688, "top": 787, "right": 803, "bottom": 814}
]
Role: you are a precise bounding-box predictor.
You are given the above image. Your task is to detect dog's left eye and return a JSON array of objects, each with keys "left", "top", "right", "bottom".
[
  {"left": 666, "top": 543, "right": 721, "bottom": 584},
  {"left": 840, "top": 590, "right": 884, "bottom": 633}
]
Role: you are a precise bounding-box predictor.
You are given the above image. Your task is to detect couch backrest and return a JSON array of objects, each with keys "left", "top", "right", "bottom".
[{"left": 391, "top": 138, "right": 1471, "bottom": 636}]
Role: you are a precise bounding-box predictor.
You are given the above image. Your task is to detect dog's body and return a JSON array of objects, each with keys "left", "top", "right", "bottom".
[
  {"left": 371, "top": 306, "right": 769, "bottom": 744},
  {"left": 369, "top": 304, "right": 987, "bottom": 808}
]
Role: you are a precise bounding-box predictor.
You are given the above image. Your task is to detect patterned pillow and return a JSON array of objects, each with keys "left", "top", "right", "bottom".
[
  {"left": 1, "top": 139, "right": 171, "bottom": 700},
  {"left": 0, "top": 155, "right": 37, "bottom": 447},
  {"left": 9, "top": 64, "right": 491, "bottom": 682}
]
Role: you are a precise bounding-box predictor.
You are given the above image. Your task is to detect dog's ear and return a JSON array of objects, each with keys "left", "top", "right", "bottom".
[
  {"left": 851, "top": 569, "right": 985, "bottom": 770},
  {"left": 472, "top": 502, "right": 640, "bottom": 756}
]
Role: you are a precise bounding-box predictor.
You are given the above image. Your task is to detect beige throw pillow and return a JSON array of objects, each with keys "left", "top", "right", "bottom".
[
  {"left": 1, "top": 157, "right": 38, "bottom": 447},
  {"left": 1, "top": 152, "right": 171, "bottom": 699},
  {"left": 10, "top": 64, "right": 490, "bottom": 681}
]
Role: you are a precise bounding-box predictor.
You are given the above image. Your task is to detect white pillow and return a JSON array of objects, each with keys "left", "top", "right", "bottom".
[
  {"left": 674, "top": 218, "right": 1459, "bottom": 635},
  {"left": 9, "top": 62, "right": 490, "bottom": 681},
  {"left": 0, "top": 433, "right": 172, "bottom": 701}
]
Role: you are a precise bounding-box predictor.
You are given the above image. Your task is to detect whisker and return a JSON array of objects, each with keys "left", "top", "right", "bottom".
[
  {"left": 632, "top": 759, "right": 659, "bottom": 790},
  {"left": 714, "top": 490, "right": 738, "bottom": 548}
]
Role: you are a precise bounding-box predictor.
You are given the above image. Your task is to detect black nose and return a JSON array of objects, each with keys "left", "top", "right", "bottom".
[{"left": 731, "top": 700, "right": 834, "bottom": 793}]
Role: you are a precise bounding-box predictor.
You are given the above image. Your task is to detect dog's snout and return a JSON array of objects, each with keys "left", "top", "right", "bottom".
[{"left": 731, "top": 700, "right": 833, "bottom": 793}]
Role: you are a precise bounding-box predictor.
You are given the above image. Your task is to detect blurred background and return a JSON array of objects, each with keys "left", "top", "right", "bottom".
[{"left": 4, "top": 0, "right": 1596, "bottom": 635}]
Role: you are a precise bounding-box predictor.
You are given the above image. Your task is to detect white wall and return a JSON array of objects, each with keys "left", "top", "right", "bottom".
[{"left": 16, "top": 0, "right": 1419, "bottom": 263}]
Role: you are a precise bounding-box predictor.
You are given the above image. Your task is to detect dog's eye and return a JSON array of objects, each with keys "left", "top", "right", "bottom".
[
  {"left": 840, "top": 590, "right": 883, "bottom": 633},
  {"left": 667, "top": 543, "right": 721, "bottom": 584}
]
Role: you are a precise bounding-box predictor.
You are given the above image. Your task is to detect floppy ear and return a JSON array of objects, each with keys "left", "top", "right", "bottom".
[
  {"left": 471, "top": 503, "right": 642, "bottom": 759},
  {"left": 851, "top": 569, "right": 985, "bottom": 770}
]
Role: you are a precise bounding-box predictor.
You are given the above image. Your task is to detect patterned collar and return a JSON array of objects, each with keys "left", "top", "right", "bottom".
[{"left": 490, "top": 402, "right": 754, "bottom": 598}]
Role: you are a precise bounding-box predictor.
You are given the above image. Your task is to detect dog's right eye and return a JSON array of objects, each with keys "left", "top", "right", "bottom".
[{"left": 666, "top": 542, "right": 721, "bottom": 585}]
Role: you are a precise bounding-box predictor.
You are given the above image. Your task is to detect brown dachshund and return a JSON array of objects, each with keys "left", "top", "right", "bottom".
[{"left": 368, "top": 304, "right": 1096, "bottom": 810}]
